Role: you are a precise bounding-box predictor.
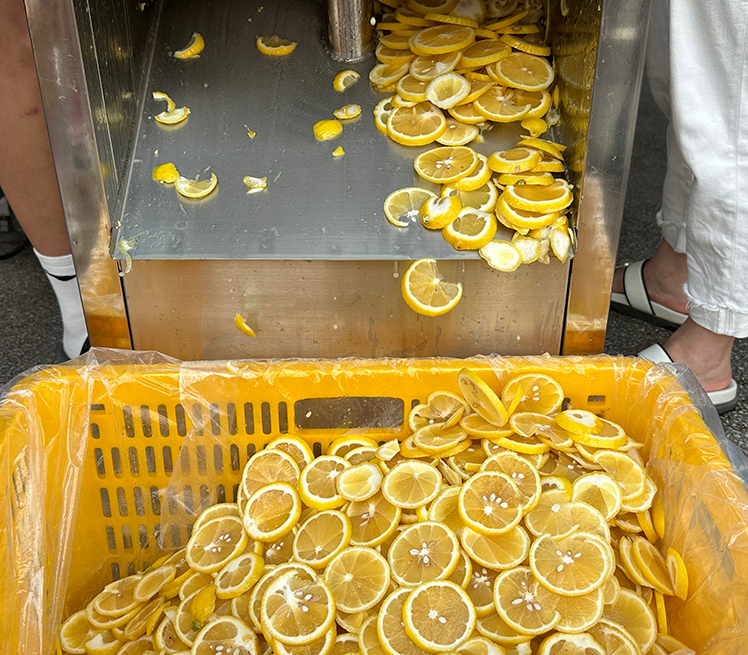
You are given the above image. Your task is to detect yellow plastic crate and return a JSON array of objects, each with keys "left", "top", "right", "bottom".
[{"left": 1, "top": 355, "right": 748, "bottom": 655}]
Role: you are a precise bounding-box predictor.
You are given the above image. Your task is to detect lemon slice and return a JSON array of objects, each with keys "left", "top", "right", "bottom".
[
  {"left": 494, "top": 567, "right": 561, "bottom": 635},
  {"left": 420, "top": 195, "right": 462, "bottom": 229},
  {"left": 461, "top": 39, "right": 512, "bottom": 67},
  {"left": 426, "top": 72, "right": 471, "bottom": 108},
  {"left": 262, "top": 571, "right": 336, "bottom": 646},
  {"left": 387, "top": 102, "right": 447, "bottom": 145},
  {"left": 485, "top": 8, "right": 528, "bottom": 29},
  {"left": 459, "top": 471, "right": 523, "bottom": 535},
  {"left": 396, "top": 7, "right": 436, "bottom": 27},
  {"left": 631, "top": 537, "right": 675, "bottom": 595},
  {"left": 436, "top": 118, "right": 479, "bottom": 146},
  {"left": 155, "top": 106, "right": 191, "bottom": 125},
  {"left": 401, "top": 258, "right": 463, "bottom": 316},
  {"left": 380, "top": 32, "right": 416, "bottom": 49},
  {"left": 377, "top": 44, "right": 418, "bottom": 65},
  {"left": 370, "top": 62, "right": 410, "bottom": 87},
  {"left": 500, "top": 33, "right": 551, "bottom": 56},
  {"left": 448, "top": 102, "right": 490, "bottom": 124},
  {"left": 481, "top": 451, "right": 541, "bottom": 511},
  {"left": 84, "top": 629, "right": 126, "bottom": 655},
  {"left": 415, "top": 146, "right": 479, "bottom": 184},
  {"left": 477, "top": 239, "right": 522, "bottom": 271},
  {"left": 337, "top": 462, "right": 384, "bottom": 502},
  {"left": 374, "top": 96, "right": 396, "bottom": 134},
  {"left": 334, "top": 104, "right": 362, "bottom": 120},
  {"left": 392, "top": 95, "right": 418, "bottom": 108},
  {"left": 398, "top": 75, "right": 430, "bottom": 101},
  {"left": 521, "top": 116, "right": 548, "bottom": 136},
  {"left": 174, "top": 173, "right": 217, "bottom": 199},
  {"left": 489, "top": 52, "right": 554, "bottom": 91},
  {"left": 410, "top": 52, "right": 463, "bottom": 81},
  {"left": 388, "top": 521, "right": 460, "bottom": 586},
  {"left": 152, "top": 162, "right": 180, "bottom": 183},
  {"left": 501, "top": 373, "right": 563, "bottom": 415},
  {"left": 452, "top": 154, "right": 492, "bottom": 191},
  {"left": 442, "top": 181, "right": 498, "bottom": 212},
  {"left": 571, "top": 472, "right": 622, "bottom": 521},
  {"left": 60, "top": 610, "right": 92, "bottom": 653},
  {"left": 243, "top": 176, "right": 267, "bottom": 194},
  {"left": 460, "top": 524, "right": 531, "bottom": 571},
  {"left": 243, "top": 482, "right": 301, "bottom": 542},
  {"left": 518, "top": 136, "right": 567, "bottom": 158},
  {"left": 382, "top": 460, "right": 442, "bottom": 508},
  {"left": 412, "top": 423, "right": 468, "bottom": 455},
  {"left": 174, "top": 32, "right": 204, "bottom": 59},
  {"left": 424, "top": 12, "right": 479, "bottom": 27},
  {"left": 152, "top": 91, "right": 176, "bottom": 111},
  {"left": 550, "top": 226, "right": 572, "bottom": 262},
  {"left": 497, "top": 197, "right": 560, "bottom": 230},
  {"left": 256, "top": 35, "right": 298, "bottom": 56},
  {"left": 403, "top": 581, "right": 477, "bottom": 651},
  {"left": 134, "top": 564, "right": 176, "bottom": 601},
  {"left": 192, "top": 617, "right": 258, "bottom": 655},
  {"left": 476, "top": 613, "right": 532, "bottom": 647},
  {"left": 384, "top": 187, "right": 437, "bottom": 227},
  {"left": 325, "top": 547, "right": 391, "bottom": 612},
  {"left": 334, "top": 69, "right": 361, "bottom": 91},
  {"left": 497, "top": 171, "right": 555, "bottom": 185},
  {"left": 458, "top": 368, "right": 508, "bottom": 425},
  {"left": 473, "top": 86, "right": 531, "bottom": 122},
  {"left": 588, "top": 622, "right": 640, "bottom": 655},
  {"left": 488, "top": 147, "right": 542, "bottom": 173},
  {"left": 666, "top": 547, "right": 688, "bottom": 600},
  {"left": 243, "top": 449, "right": 300, "bottom": 498},
  {"left": 185, "top": 515, "right": 247, "bottom": 574},
  {"left": 443, "top": 208, "right": 497, "bottom": 250},
  {"left": 502, "top": 179, "right": 572, "bottom": 213},
  {"left": 530, "top": 531, "right": 613, "bottom": 596},
  {"left": 536, "top": 633, "right": 605, "bottom": 655},
  {"left": 603, "top": 589, "right": 657, "bottom": 653},
  {"left": 377, "top": 588, "right": 431, "bottom": 655},
  {"left": 314, "top": 119, "right": 343, "bottom": 141},
  {"left": 214, "top": 552, "right": 264, "bottom": 600},
  {"left": 410, "top": 24, "right": 475, "bottom": 55}
]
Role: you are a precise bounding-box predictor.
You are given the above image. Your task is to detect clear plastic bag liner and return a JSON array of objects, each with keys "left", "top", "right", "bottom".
[{"left": 1, "top": 349, "right": 748, "bottom": 655}]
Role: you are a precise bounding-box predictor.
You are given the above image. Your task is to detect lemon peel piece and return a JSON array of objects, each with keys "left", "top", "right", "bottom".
[
  {"left": 152, "top": 91, "right": 175, "bottom": 112},
  {"left": 332, "top": 146, "right": 345, "bottom": 158},
  {"left": 235, "top": 314, "right": 256, "bottom": 337},
  {"left": 314, "top": 119, "right": 343, "bottom": 141},
  {"left": 174, "top": 173, "right": 218, "bottom": 199},
  {"left": 333, "top": 104, "right": 362, "bottom": 120},
  {"left": 333, "top": 70, "right": 360, "bottom": 91},
  {"left": 152, "top": 162, "right": 180, "bottom": 184},
  {"left": 243, "top": 176, "right": 267, "bottom": 194},
  {"left": 174, "top": 32, "right": 204, "bottom": 59},
  {"left": 256, "top": 36, "right": 297, "bottom": 56},
  {"left": 155, "top": 106, "right": 190, "bottom": 125}
]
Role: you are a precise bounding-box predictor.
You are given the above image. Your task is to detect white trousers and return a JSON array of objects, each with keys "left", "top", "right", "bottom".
[{"left": 646, "top": 0, "right": 748, "bottom": 337}]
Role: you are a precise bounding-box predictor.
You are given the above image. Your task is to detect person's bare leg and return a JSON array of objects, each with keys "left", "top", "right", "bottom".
[
  {"left": 663, "top": 318, "right": 734, "bottom": 392},
  {"left": 0, "top": 0, "right": 70, "bottom": 257},
  {"left": 612, "top": 240, "right": 690, "bottom": 314}
]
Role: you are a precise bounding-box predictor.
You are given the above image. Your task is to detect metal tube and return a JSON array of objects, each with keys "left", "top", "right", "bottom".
[{"left": 326, "top": 0, "right": 374, "bottom": 62}]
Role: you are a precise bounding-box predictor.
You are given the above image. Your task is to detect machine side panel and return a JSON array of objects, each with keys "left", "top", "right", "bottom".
[
  {"left": 123, "top": 259, "right": 569, "bottom": 359},
  {"left": 561, "top": 0, "right": 652, "bottom": 354},
  {"left": 24, "top": 0, "right": 132, "bottom": 348}
]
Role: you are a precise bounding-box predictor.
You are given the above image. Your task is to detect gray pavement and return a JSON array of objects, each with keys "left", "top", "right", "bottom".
[{"left": 1, "top": 80, "right": 746, "bottom": 453}]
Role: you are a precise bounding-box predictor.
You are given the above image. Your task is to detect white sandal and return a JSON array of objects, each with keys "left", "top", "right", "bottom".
[
  {"left": 639, "top": 344, "right": 738, "bottom": 414},
  {"left": 610, "top": 260, "right": 688, "bottom": 330}
]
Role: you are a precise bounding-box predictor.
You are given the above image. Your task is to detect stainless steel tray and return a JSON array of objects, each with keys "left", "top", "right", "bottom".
[{"left": 114, "top": 0, "right": 520, "bottom": 261}]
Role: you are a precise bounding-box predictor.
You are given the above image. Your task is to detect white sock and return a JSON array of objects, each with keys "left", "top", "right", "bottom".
[{"left": 34, "top": 248, "right": 89, "bottom": 357}]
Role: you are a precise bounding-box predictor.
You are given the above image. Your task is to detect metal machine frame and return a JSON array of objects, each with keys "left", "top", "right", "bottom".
[{"left": 25, "top": 0, "right": 651, "bottom": 358}]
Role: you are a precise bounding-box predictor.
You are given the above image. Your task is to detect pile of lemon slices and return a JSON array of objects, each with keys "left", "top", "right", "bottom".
[
  {"left": 372, "top": 0, "right": 575, "bottom": 314},
  {"left": 59, "top": 368, "right": 691, "bottom": 655}
]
